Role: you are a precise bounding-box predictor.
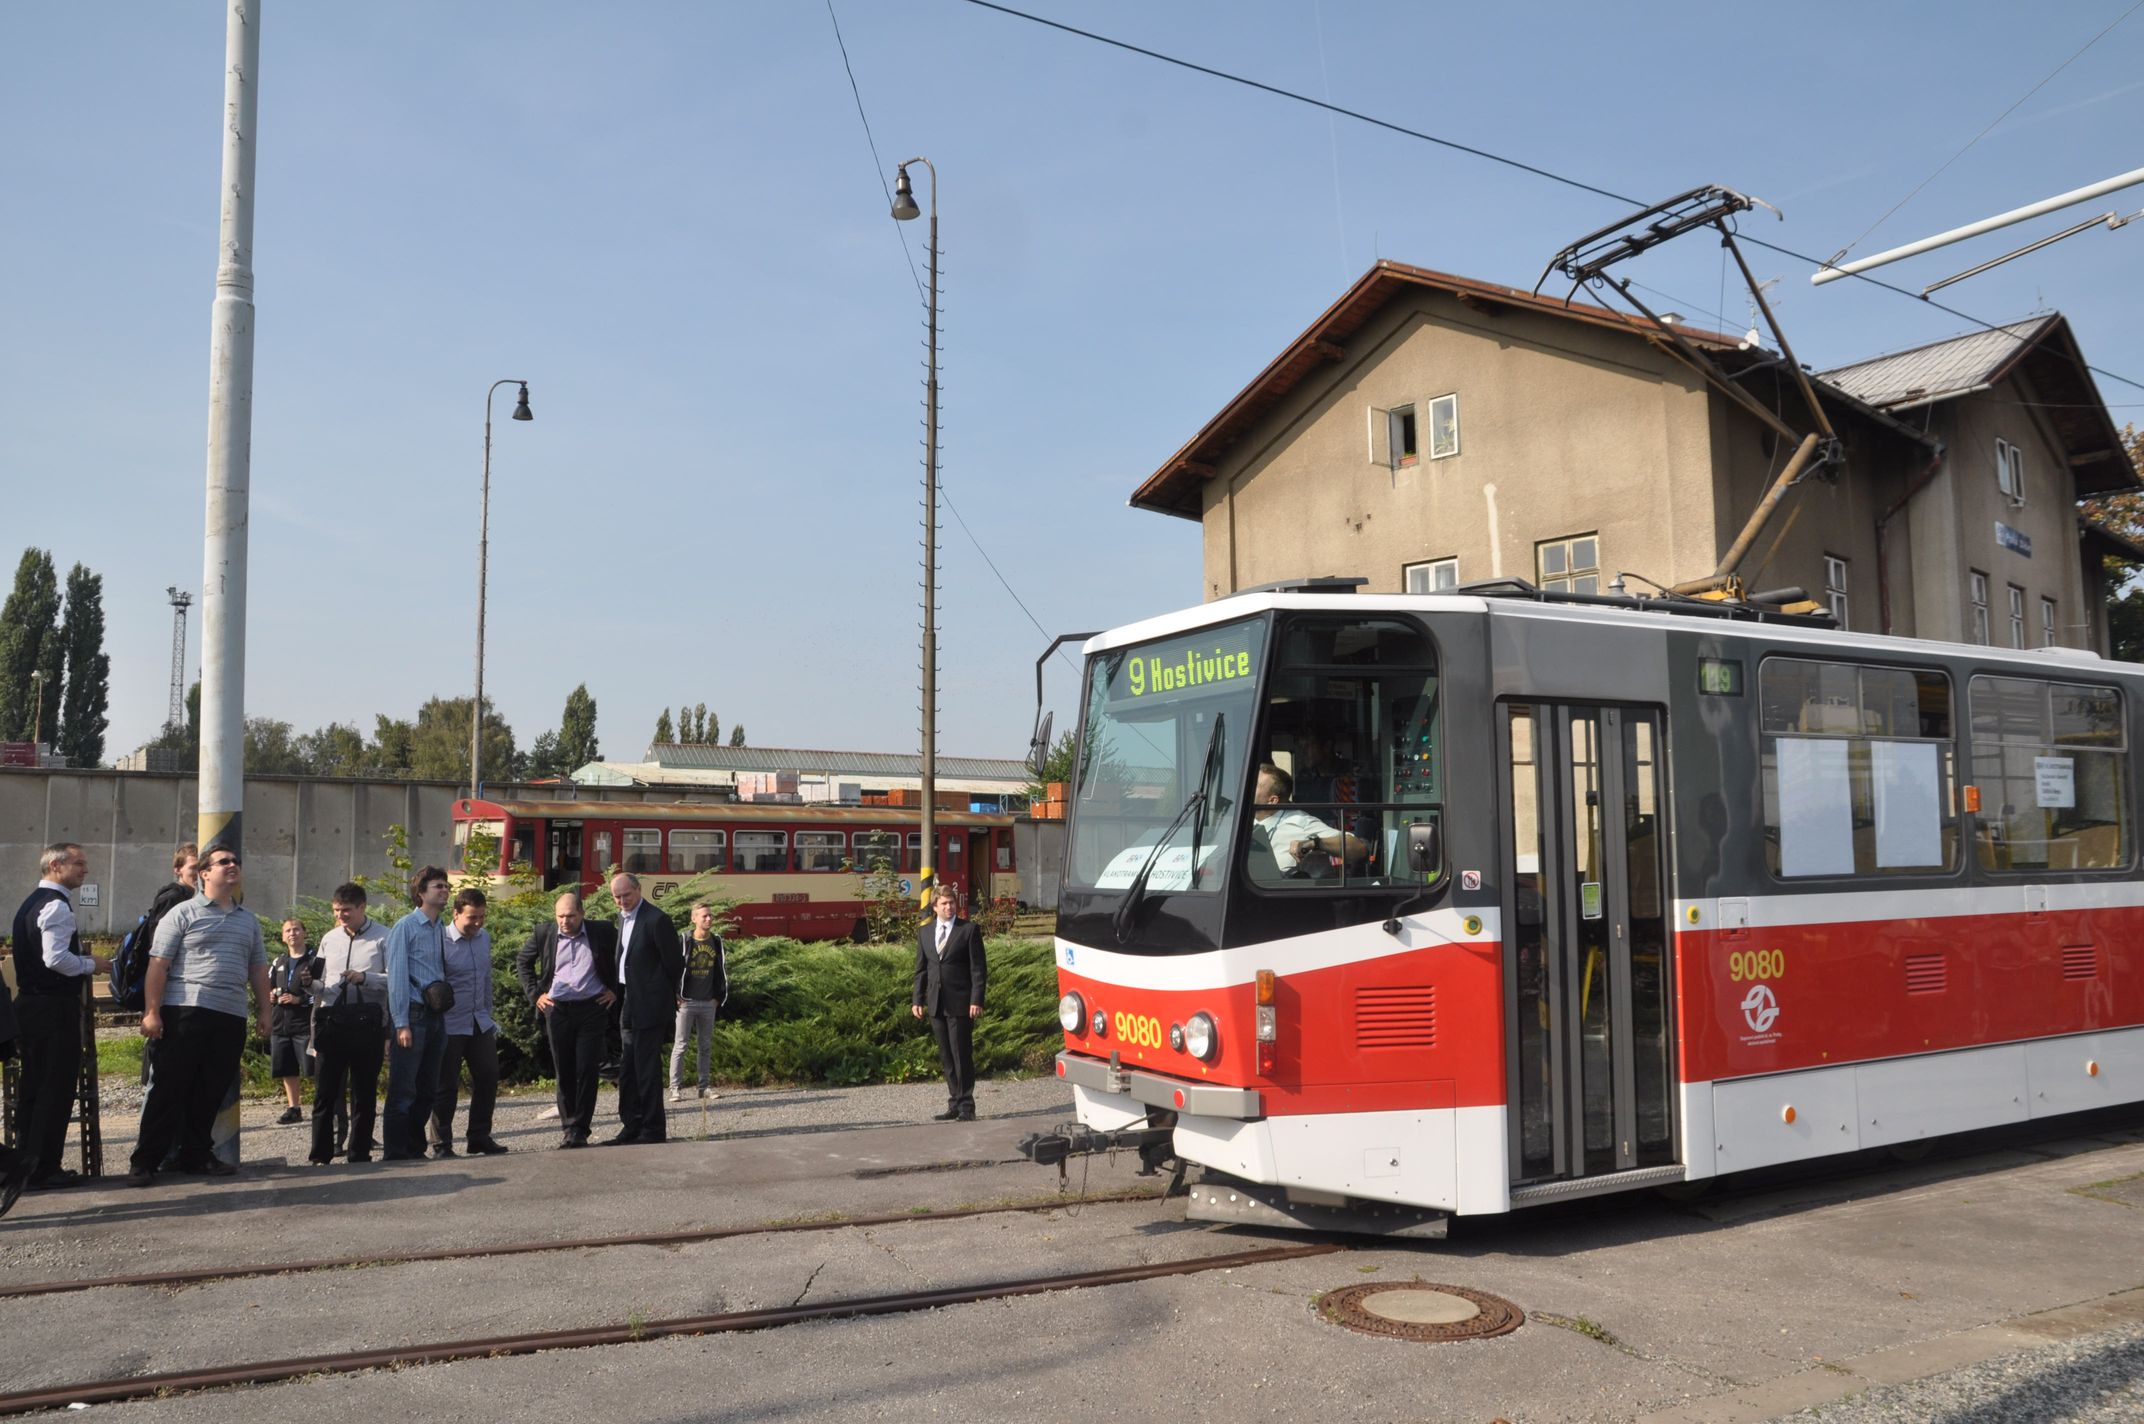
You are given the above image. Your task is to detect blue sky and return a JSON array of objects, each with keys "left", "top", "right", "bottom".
[{"left": 4, "top": 2, "right": 2140, "bottom": 767}]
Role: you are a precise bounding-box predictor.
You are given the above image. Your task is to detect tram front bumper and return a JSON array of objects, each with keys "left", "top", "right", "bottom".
[{"left": 1057, "top": 1051, "right": 1262, "bottom": 1120}]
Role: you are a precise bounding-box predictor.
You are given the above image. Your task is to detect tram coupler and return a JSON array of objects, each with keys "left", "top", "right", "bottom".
[{"left": 1018, "top": 1121, "right": 1178, "bottom": 1182}]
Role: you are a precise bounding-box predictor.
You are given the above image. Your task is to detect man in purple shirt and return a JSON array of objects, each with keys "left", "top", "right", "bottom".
[{"left": 515, "top": 892, "right": 619, "bottom": 1148}]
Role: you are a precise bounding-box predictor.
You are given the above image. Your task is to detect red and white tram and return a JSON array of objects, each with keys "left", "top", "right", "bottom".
[
  {"left": 453, "top": 797, "right": 1018, "bottom": 941},
  {"left": 1041, "top": 580, "right": 2144, "bottom": 1234}
]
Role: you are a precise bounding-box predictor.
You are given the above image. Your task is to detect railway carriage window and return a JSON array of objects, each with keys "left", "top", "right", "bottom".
[
  {"left": 733, "top": 830, "right": 788, "bottom": 873},
  {"left": 850, "top": 831, "right": 899, "bottom": 873},
  {"left": 905, "top": 832, "right": 924, "bottom": 873},
  {"left": 1760, "top": 659, "right": 1957, "bottom": 878},
  {"left": 1247, "top": 617, "right": 1440, "bottom": 891},
  {"left": 795, "top": 831, "right": 844, "bottom": 873},
  {"left": 1968, "top": 677, "right": 2128, "bottom": 872},
  {"left": 622, "top": 828, "right": 662, "bottom": 875},
  {"left": 670, "top": 830, "right": 725, "bottom": 874},
  {"left": 508, "top": 823, "right": 538, "bottom": 873}
]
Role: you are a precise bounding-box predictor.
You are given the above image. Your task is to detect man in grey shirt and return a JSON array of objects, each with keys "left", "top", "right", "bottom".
[{"left": 128, "top": 848, "right": 270, "bottom": 1186}]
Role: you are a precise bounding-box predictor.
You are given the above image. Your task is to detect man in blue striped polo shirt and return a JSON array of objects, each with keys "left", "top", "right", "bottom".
[{"left": 382, "top": 865, "right": 452, "bottom": 1161}]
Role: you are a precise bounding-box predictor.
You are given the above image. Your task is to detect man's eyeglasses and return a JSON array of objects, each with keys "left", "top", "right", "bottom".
[{"left": 205, "top": 857, "right": 240, "bottom": 870}]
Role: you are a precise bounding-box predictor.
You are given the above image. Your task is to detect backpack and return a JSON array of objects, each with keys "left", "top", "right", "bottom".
[{"left": 111, "top": 882, "right": 193, "bottom": 1012}]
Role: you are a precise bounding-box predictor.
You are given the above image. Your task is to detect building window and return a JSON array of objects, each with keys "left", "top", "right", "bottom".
[
  {"left": 670, "top": 829, "right": 725, "bottom": 874},
  {"left": 1824, "top": 555, "right": 1849, "bottom": 627},
  {"left": 1995, "top": 438, "right": 2026, "bottom": 507},
  {"left": 1969, "top": 571, "right": 1990, "bottom": 645},
  {"left": 733, "top": 830, "right": 788, "bottom": 872},
  {"left": 1388, "top": 406, "right": 1418, "bottom": 468},
  {"left": 1538, "top": 535, "right": 1599, "bottom": 596},
  {"left": 2042, "top": 597, "right": 2059, "bottom": 648},
  {"left": 1428, "top": 393, "right": 1460, "bottom": 459},
  {"left": 795, "top": 830, "right": 845, "bottom": 872},
  {"left": 1403, "top": 558, "right": 1459, "bottom": 594},
  {"left": 2008, "top": 585, "right": 2026, "bottom": 648},
  {"left": 622, "top": 828, "right": 662, "bottom": 874}
]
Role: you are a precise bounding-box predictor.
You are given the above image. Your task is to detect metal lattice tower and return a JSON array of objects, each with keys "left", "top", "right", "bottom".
[{"left": 165, "top": 587, "right": 193, "bottom": 730}]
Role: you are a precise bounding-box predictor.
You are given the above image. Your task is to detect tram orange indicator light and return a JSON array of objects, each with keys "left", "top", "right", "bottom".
[
  {"left": 2088, "top": 1060, "right": 2100, "bottom": 1077},
  {"left": 1963, "top": 785, "right": 1981, "bottom": 813},
  {"left": 1255, "top": 970, "right": 1276, "bottom": 1005},
  {"left": 1781, "top": 1105, "right": 1797, "bottom": 1125}
]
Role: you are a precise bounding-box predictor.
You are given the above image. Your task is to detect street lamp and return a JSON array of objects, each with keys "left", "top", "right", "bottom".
[
  {"left": 28, "top": 669, "right": 45, "bottom": 748},
  {"left": 892, "top": 158, "right": 938, "bottom": 907},
  {"left": 472, "top": 380, "right": 533, "bottom": 804}
]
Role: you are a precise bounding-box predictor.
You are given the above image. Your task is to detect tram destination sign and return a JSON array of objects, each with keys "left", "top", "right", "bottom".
[{"left": 1109, "top": 621, "right": 1260, "bottom": 705}]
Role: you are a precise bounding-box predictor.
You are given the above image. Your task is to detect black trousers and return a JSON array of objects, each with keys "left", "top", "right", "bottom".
[
  {"left": 429, "top": 1029, "right": 500, "bottom": 1148},
  {"left": 616, "top": 1021, "right": 667, "bottom": 1140},
  {"left": 15, "top": 991, "right": 85, "bottom": 1180},
  {"left": 310, "top": 1016, "right": 384, "bottom": 1162},
  {"left": 546, "top": 999, "right": 607, "bottom": 1141},
  {"left": 930, "top": 1013, "right": 977, "bottom": 1114},
  {"left": 131, "top": 1006, "right": 246, "bottom": 1174}
]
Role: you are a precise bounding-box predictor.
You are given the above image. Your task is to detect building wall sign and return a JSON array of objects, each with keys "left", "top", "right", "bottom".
[{"left": 1995, "top": 522, "right": 2032, "bottom": 558}]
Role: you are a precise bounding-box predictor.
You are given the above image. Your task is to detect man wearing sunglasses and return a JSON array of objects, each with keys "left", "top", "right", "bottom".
[{"left": 128, "top": 849, "right": 270, "bottom": 1186}]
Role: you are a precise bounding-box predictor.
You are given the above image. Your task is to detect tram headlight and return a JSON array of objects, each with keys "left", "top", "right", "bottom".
[
  {"left": 1184, "top": 1011, "right": 1219, "bottom": 1062},
  {"left": 1058, "top": 992, "right": 1086, "bottom": 1034}
]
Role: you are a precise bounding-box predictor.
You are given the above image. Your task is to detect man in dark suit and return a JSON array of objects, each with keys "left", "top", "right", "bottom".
[
  {"left": 606, "top": 872, "right": 683, "bottom": 1144},
  {"left": 516, "top": 891, "right": 619, "bottom": 1148},
  {"left": 911, "top": 884, "right": 987, "bottom": 1121}
]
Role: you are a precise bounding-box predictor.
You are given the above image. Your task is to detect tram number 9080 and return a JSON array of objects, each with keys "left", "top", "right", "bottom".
[
  {"left": 1112, "top": 1012, "right": 1166, "bottom": 1048},
  {"left": 1727, "top": 949, "right": 1786, "bottom": 982}
]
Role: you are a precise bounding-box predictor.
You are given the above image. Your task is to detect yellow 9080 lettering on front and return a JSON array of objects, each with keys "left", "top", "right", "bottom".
[
  {"left": 1112, "top": 1012, "right": 1164, "bottom": 1048},
  {"left": 1727, "top": 949, "right": 1787, "bottom": 982}
]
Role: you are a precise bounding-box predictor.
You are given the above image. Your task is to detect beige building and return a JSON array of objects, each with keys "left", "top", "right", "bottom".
[{"left": 1132, "top": 263, "right": 2135, "bottom": 652}]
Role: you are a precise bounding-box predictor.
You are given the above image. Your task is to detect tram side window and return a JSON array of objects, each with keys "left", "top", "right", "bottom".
[
  {"left": 1247, "top": 617, "right": 1441, "bottom": 890},
  {"left": 850, "top": 831, "right": 899, "bottom": 872},
  {"left": 795, "top": 830, "right": 845, "bottom": 872},
  {"left": 734, "top": 830, "right": 788, "bottom": 873},
  {"left": 622, "top": 828, "right": 663, "bottom": 875},
  {"left": 1759, "top": 659, "right": 1957, "bottom": 878},
  {"left": 1968, "top": 676, "right": 2129, "bottom": 871},
  {"left": 670, "top": 830, "right": 725, "bottom": 874}
]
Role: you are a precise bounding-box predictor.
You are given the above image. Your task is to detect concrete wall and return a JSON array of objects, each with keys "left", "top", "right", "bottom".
[{"left": 0, "top": 770, "right": 699, "bottom": 937}]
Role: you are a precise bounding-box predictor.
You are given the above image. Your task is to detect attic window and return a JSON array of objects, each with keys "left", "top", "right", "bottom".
[
  {"left": 1428, "top": 393, "right": 1460, "bottom": 459},
  {"left": 1995, "top": 438, "right": 2026, "bottom": 508},
  {"left": 1389, "top": 407, "right": 1419, "bottom": 468}
]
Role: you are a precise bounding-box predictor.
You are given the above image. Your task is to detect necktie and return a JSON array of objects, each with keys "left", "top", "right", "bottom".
[{"left": 937, "top": 922, "right": 949, "bottom": 957}]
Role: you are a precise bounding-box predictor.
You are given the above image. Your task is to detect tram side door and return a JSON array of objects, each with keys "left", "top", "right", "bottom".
[
  {"left": 547, "top": 821, "right": 583, "bottom": 892},
  {"left": 1501, "top": 703, "right": 1676, "bottom": 1185}
]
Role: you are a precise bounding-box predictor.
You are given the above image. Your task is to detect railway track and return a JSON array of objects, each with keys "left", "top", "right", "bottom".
[{"left": 0, "top": 1240, "right": 1343, "bottom": 1416}]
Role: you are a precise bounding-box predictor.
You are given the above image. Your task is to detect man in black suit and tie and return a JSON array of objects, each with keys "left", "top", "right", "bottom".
[
  {"left": 606, "top": 872, "right": 684, "bottom": 1144},
  {"left": 912, "top": 884, "right": 987, "bottom": 1121},
  {"left": 516, "top": 891, "right": 620, "bottom": 1148}
]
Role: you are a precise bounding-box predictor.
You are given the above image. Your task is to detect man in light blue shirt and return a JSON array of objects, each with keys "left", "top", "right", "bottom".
[
  {"left": 382, "top": 865, "right": 451, "bottom": 1161},
  {"left": 427, "top": 887, "right": 507, "bottom": 1158}
]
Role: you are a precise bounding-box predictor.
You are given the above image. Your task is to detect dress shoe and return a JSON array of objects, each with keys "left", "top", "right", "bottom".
[
  {"left": 560, "top": 1134, "right": 587, "bottom": 1149},
  {"left": 307, "top": 1157, "right": 333, "bottom": 1167},
  {"left": 348, "top": 1152, "right": 374, "bottom": 1164},
  {"left": 125, "top": 1168, "right": 157, "bottom": 1189},
  {"left": 0, "top": 1157, "right": 32, "bottom": 1218},
  {"left": 430, "top": 1143, "right": 458, "bottom": 1160},
  {"left": 276, "top": 1106, "right": 304, "bottom": 1125},
  {"left": 956, "top": 1109, "right": 978, "bottom": 1121},
  {"left": 468, "top": 1139, "right": 509, "bottom": 1156},
  {"left": 603, "top": 1131, "right": 643, "bottom": 1147},
  {"left": 27, "top": 1168, "right": 83, "bottom": 1191},
  {"left": 200, "top": 1157, "right": 237, "bottom": 1178},
  {"left": 932, "top": 1109, "right": 960, "bottom": 1121}
]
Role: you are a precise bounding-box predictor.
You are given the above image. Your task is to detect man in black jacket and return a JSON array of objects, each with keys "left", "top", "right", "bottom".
[
  {"left": 12, "top": 843, "right": 107, "bottom": 1190},
  {"left": 911, "top": 884, "right": 987, "bottom": 1121},
  {"left": 607, "top": 873, "right": 684, "bottom": 1144},
  {"left": 516, "top": 892, "right": 619, "bottom": 1148}
]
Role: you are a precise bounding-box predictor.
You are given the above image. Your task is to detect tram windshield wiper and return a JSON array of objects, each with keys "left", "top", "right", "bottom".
[{"left": 1112, "top": 713, "right": 1226, "bottom": 945}]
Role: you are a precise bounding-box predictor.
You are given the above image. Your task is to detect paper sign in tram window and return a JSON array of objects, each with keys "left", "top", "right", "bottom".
[
  {"left": 1778, "top": 737, "right": 1854, "bottom": 877},
  {"left": 1872, "top": 740, "right": 1941, "bottom": 868},
  {"left": 2035, "top": 756, "right": 2076, "bottom": 809}
]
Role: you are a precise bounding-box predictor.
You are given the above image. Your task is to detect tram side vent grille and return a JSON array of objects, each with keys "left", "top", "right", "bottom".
[
  {"left": 1904, "top": 954, "right": 1947, "bottom": 995},
  {"left": 2063, "top": 946, "right": 2099, "bottom": 981},
  {"left": 1357, "top": 986, "right": 1436, "bottom": 1049}
]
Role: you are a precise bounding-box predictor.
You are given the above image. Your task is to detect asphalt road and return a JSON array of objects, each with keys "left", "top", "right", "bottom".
[{"left": 3, "top": 1079, "right": 2142, "bottom": 1422}]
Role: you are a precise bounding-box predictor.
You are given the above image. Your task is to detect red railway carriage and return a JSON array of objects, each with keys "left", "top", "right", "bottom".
[
  {"left": 1039, "top": 582, "right": 2144, "bottom": 1236},
  {"left": 453, "top": 797, "right": 1018, "bottom": 940}
]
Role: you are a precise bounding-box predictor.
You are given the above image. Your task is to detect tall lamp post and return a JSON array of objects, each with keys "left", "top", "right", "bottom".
[
  {"left": 28, "top": 669, "right": 46, "bottom": 750},
  {"left": 892, "top": 158, "right": 938, "bottom": 909},
  {"left": 472, "top": 380, "right": 533, "bottom": 804}
]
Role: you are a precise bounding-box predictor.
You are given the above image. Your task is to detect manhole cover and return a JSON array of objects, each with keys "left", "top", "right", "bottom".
[{"left": 1320, "top": 1282, "right": 1524, "bottom": 1342}]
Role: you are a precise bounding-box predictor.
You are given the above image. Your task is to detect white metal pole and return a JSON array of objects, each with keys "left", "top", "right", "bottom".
[
  {"left": 1812, "top": 165, "right": 2144, "bottom": 285},
  {"left": 199, "top": 0, "right": 258, "bottom": 864}
]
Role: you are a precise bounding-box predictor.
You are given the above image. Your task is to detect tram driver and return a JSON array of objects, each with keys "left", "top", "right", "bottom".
[{"left": 1249, "top": 762, "right": 1369, "bottom": 882}]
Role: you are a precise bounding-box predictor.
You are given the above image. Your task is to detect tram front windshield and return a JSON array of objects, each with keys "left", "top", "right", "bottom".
[{"left": 1069, "top": 619, "right": 1262, "bottom": 893}]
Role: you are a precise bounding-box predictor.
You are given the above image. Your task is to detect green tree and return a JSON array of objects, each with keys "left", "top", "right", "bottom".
[
  {"left": 0, "top": 549, "right": 61, "bottom": 742},
  {"left": 654, "top": 707, "right": 675, "bottom": 745},
  {"left": 2083, "top": 425, "right": 2144, "bottom": 661},
  {"left": 1023, "top": 728, "right": 1078, "bottom": 802},
  {"left": 526, "top": 729, "right": 565, "bottom": 778},
  {"left": 407, "top": 694, "right": 519, "bottom": 784},
  {"left": 56, "top": 563, "right": 109, "bottom": 766},
  {"left": 145, "top": 680, "right": 202, "bottom": 770},
  {"left": 244, "top": 718, "right": 309, "bottom": 774},
  {"left": 728, "top": 723, "right": 746, "bottom": 748},
  {"left": 295, "top": 722, "right": 369, "bottom": 776},
  {"left": 559, "top": 683, "right": 599, "bottom": 767},
  {"left": 370, "top": 714, "right": 415, "bottom": 775}
]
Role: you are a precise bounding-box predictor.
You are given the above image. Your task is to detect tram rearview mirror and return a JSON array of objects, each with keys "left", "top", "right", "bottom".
[
  {"left": 1027, "top": 711, "right": 1054, "bottom": 779},
  {"left": 1406, "top": 820, "right": 1442, "bottom": 879}
]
